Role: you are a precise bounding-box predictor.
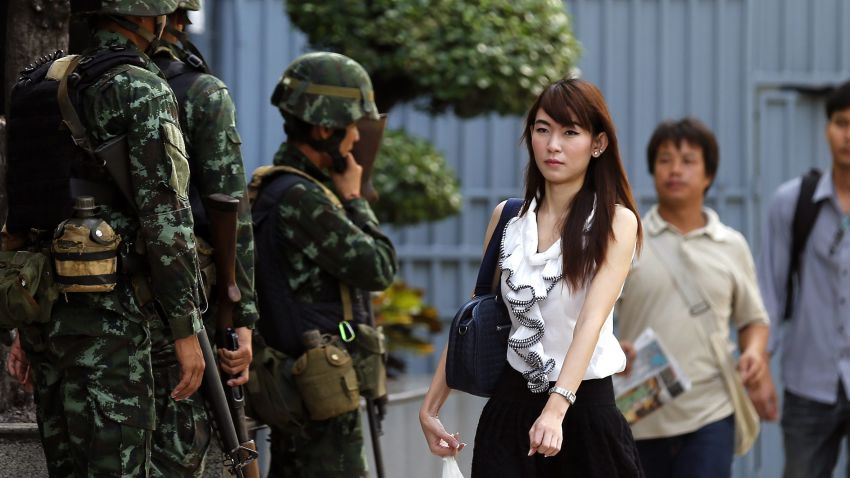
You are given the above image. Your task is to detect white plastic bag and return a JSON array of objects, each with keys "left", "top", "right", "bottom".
[{"left": 442, "top": 457, "right": 464, "bottom": 478}]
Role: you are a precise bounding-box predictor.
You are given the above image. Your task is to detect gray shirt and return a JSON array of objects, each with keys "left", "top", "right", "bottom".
[{"left": 758, "top": 170, "right": 850, "bottom": 404}]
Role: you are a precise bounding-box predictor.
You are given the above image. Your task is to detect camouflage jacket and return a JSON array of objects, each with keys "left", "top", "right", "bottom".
[
  {"left": 271, "top": 143, "right": 398, "bottom": 303},
  {"left": 153, "top": 43, "right": 258, "bottom": 328},
  {"left": 72, "top": 30, "right": 202, "bottom": 339}
]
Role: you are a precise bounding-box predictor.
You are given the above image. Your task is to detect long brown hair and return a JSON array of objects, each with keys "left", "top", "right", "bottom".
[{"left": 520, "top": 78, "right": 642, "bottom": 290}]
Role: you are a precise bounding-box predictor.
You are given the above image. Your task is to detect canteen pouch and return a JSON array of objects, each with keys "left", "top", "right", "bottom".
[
  {"left": 292, "top": 342, "right": 360, "bottom": 421},
  {"left": 351, "top": 323, "right": 387, "bottom": 400},
  {"left": 0, "top": 251, "right": 58, "bottom": 329},
  {"left": 51, "top": 217, "right": 120, "bottom": 292},
  {"left": 245, "top": 337, "right": 307, "bottom": 433}
]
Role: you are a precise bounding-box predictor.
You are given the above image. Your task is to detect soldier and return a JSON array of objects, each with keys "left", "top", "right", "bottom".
[
  {"left": 4, "top": 1, "right": 205, "bottom": 476},
  {"left": 252, "top": 52, "right": 398, "bottom": 478},
  {"left": 148, "top": 1, "right": 258, "bottom": 475}
]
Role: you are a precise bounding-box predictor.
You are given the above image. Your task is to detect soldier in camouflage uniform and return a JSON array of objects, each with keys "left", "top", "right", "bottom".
[
  {"left": 254, "top": 52, "right": 398, "bottom": 478},
  {"left": 6, "top": 1, "right": 206, "bottom": 476},
  {"left": 146, "top": 1, "right": 259, "bottom": 475}
]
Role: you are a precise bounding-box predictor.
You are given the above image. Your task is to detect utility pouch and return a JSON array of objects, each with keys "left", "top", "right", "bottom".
[
  {"left": 51, "top": 216, "right": 120, "bottom": 293},
  {"left": 292, "top": 334, "right": 360, "bottom": 421},
  {"left": 245, "top": 336, "right": 307, "bottom": 432},
  {"left": 351, "top": 323, "right": 388, "bottom": 400},
  {"left": 0, "top": 251, "right": 58, "bottom": 329}
]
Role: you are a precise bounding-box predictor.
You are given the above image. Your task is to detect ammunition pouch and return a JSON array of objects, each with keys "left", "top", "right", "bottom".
[
  {"left": 245, "top": 337, "right": 307, "bottom": 433},
  {"left": 0, "top": 251, "right": 59, "bottom": 329},
  {"left": 51, "top": 217, "right": 121, "bottom": 293},
  {"left": 292, "top": 337, "right": 360, "bottom": 421},
  {"left": 351, "top": 323, "right": 388, "bottom": 400}
]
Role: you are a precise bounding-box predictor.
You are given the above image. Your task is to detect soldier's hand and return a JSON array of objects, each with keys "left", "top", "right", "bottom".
[
  {"left": 172, "top": 334, "right": 205, "bottom": 400},
  {"left": 5, "top": 333, "right": 33, "bottom": 393},
  {"left": 218, "top": 326, "right": 253, "bottom": 386},
  {"left": 330, "top": 153, "right": 363, "bottom": 200},
  {"left": 373, "top": 395, "right": 388, "bottom": 422}
]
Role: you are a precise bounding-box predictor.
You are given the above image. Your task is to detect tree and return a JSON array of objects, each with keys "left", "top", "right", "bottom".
[
  {"left": 287, "top": 0, "right": 581, "bottom": 116},
  {"left": 286, "top": 0, "right": 581, "bottom": 225}
]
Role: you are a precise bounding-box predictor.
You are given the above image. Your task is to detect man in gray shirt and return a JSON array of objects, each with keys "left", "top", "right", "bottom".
[{"left": 757, "top": 80, "right": 850, "bottom": 478}]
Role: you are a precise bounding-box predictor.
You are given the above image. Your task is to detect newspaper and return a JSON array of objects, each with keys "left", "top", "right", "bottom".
[{"left": 613, "top": 327, "right": 691, "bottom": 425}]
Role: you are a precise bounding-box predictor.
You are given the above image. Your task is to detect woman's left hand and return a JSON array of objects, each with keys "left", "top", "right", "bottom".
[{"left": 528, "top": 404, "right": 566, "bottom": 457}]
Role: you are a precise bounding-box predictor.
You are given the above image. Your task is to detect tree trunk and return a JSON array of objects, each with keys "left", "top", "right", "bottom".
[
  {"left": 0, "top": 0, "right": 69, "bottom": 415},
  {"left": 4, "top": 0, "right": 70, "bottom": 109}
]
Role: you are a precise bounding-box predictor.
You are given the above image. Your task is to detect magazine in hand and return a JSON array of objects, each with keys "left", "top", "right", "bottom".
[{"left": 613, "top": 327, "right": 691, "bottom": 425}]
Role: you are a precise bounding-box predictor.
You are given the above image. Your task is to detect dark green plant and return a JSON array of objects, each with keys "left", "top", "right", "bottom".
[
  {"left": 287, "top": 0, "right": 581, "bottom": 116},
  {"left": 371, "top": 129, "right": 462, "bottom": 225}
]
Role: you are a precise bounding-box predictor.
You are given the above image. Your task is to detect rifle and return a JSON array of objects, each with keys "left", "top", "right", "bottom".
[
  {"left": 204, "top": 193, "right": 260, "bottom": 478},
  {"left": 350, "top": 115, "right": 389, "bottom": 477},
  {"left": 198, "top": 330, "right": 257, "bottom": 477},
  {"left": 350, "top": 114, "right": 388, "bottom": 204},
  {"left": 363, "top": 298, "right": 386, "bottom": 478}
]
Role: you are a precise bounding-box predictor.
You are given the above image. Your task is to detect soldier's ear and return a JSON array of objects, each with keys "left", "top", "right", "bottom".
[{"left": 312, "top": 126, "right": 333, "bottom": 141}]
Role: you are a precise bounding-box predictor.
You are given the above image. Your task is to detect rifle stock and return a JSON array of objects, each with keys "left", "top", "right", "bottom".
[
  {"left": 205, "top": 193, "right": 259, "bottom": 478},
  {"left": 351, "top": 114, "right": 387, "bottom": 204}
]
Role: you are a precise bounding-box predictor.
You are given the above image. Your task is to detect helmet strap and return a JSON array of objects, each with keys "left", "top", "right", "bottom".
[
  {"left": 165, "top": 20, "right": 210, "bottom": 72},
  {"left": 108, "top": 15, "right": 162, "bottom": 54}
]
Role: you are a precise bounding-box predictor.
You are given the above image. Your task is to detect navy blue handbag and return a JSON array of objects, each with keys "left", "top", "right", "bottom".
[{"left": 446, "top": 198, "right": 522, "bottom": 397}]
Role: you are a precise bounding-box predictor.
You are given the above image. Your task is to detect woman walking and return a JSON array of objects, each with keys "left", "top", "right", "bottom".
[{"left": 420, "top": 78, "right": 645, "bottom": 477}]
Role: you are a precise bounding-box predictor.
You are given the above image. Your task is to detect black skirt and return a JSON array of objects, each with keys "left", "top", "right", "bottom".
[{"left": 471, "top": 368, "right": 644, "bottom": 478}]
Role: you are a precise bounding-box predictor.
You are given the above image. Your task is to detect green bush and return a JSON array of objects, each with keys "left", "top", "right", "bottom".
[
  {"left": 287, "top": 0, "right": 581, "bottom": 117},
  {"left": 371, "top": 129, "right": 462, "bottom": 226}
]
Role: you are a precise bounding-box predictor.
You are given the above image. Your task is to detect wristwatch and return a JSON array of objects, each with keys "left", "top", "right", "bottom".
[{"left": 548, "top": 386, "right": 576, "bottom": 406}]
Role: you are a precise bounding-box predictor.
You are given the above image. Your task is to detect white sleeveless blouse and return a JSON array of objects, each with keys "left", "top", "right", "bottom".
[{"left": 499, "top": 198, "right": 626, "bottom": 393}]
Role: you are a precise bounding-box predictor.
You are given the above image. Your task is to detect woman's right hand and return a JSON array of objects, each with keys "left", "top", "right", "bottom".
[{"left": 419, "top": 412, "right": 465, "bottom": 457}]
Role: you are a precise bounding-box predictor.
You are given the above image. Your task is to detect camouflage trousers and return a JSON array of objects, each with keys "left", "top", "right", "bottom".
[
  {"left": 20, "top": 301, "right": 156, "bottom": 477},
  {"left": 268, "top": 409, "right": 367, "bottom": 478},
  {"left": 149, "top": 317, "right": 211, "bottom": 478}
]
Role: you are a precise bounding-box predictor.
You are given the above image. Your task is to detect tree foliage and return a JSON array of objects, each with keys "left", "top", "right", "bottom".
[
  {"left": 371, "top": 129, "right": 462, "bottom": 225},
  {"left": 287, "top": 0, "right": 581, "bottom": 117}
]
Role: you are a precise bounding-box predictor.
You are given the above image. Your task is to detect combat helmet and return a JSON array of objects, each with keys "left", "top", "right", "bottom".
[
  {"left": 271, "top": 52, "right": 379, "bottom": 130},
  {"left": 177, "top": 0, "right": 201, "bottom": 10},
  {"left": 71, "top": 0, "right": 179, "bottom": 16}
]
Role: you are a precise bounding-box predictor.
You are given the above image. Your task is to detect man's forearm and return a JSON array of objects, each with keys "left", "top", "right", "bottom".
[{"left": 739, "top": 322, "right": 770, "bottom": 355}]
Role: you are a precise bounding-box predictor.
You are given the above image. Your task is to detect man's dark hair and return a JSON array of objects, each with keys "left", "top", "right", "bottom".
[
  {"left": 646, "top": 117, "right": 719, "bottom": 193},
  {"left": 826, "top": 80, "right": 850, "bottom": 119}
]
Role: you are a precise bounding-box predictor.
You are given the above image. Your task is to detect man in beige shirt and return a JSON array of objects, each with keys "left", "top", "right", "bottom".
[{"left": 617, "top": 118, "right": 772, "bottom": 478}]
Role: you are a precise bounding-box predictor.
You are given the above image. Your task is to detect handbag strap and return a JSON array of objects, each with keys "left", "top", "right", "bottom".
[{"left": 473, "top": 198, "right": 523, "bottom": 296}]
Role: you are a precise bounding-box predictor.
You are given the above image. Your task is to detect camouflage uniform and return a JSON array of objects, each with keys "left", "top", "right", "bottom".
[
  {"left": 147, "top": 37, "right": 258, "bottom": 477},
  {"left": 259, "top": 53, "right": 397, "bottom": 478},
  {"left": 17, "top": 26, "right": 203, "bottom": 477}
]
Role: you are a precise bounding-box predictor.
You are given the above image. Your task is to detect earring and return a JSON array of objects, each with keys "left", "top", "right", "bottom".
[{"left": 592, "top": 150, "right": 600, "bottom": 157}]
